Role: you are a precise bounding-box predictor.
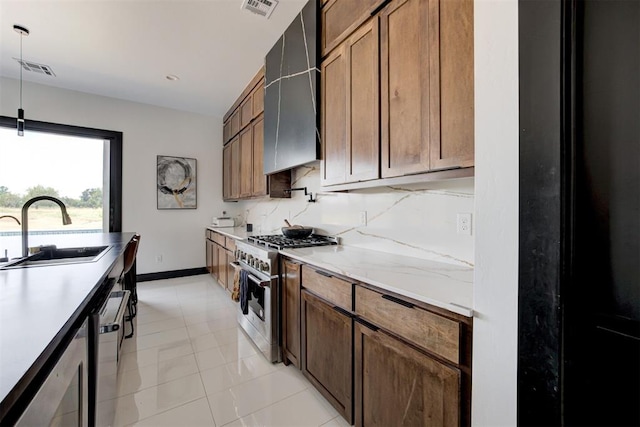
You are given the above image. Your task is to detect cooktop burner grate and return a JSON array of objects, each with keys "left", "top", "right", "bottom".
[{"left": 247, "top": 234, "right": 338, "bottom": 250}]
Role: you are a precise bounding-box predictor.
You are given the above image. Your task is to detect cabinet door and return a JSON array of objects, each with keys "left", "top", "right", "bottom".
[
  {"left": 429, "top": 0, "right": 474, "bottom": 170},
  {"left": 225, "top": 249, "right": 236, "bottom": 292},
  {"left": 251, "top": 116, "right": 267, "bottom": 197},
  {"left": 230, "top": 136, "right": 240, "bottom": 199},
  {"left": 206, "top": 239, "right": 213, "bottom": 274},
  {"left": 301, "top": 290, "right": 353, "bottom": 423},
  {"left": 239, "top": 127, "right": 253, "bottom": 198},
  {"left": 282, "top": 259, "right": 302, "bottom": 367},
  {"left": 354, "top": 321, "right": 461, "bottom": 427},
  {"left": 321, "top": 43, "right": 348, "bottom": 186},
  {"left": 223, "top": 143, "right": 232, "bottom": 200},
  {"left": 240, "top": 96, "right": 253, "bottom": 130},
  {"left": 346, "top": 19, "right": 380, "bottom": 183},
  {"left": 211, "top": 240, "right": 219, "bottom": 282},
  {"left": 380, "top": 0, "right": 433, "bottom": 178},
  {"left": 217, "top": 244, "right": 227, "bottom": 288},
  {"left": 231, "top": 110, "right": 240, "bottom": 138},
  {"left": 252, "top": 80, "right": 265, "bottom": 118},
  {"left": 223, "top": 120, "right": 231, "bottom": 143}
]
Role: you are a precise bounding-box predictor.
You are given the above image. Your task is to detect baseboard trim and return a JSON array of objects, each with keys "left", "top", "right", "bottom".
[{"left": 137, "top": 267, "right": 208, "bottom": 282}]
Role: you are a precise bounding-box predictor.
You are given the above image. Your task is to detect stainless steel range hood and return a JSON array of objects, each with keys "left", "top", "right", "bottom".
[{"left": 263, "top": 0, "right": 319, "bottom": 175}]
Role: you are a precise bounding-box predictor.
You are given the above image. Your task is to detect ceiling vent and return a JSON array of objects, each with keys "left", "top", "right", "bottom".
[
  {"left": 13, "top": 58, "right": 56, "bottom": 77},
  {"left": 241, "top": 0, "right": 278, "bottom": 19}
]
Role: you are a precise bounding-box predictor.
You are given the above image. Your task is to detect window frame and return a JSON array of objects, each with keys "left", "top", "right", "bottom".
[{"left": 0, "top": 116, "right": 123, "bottom": 232}]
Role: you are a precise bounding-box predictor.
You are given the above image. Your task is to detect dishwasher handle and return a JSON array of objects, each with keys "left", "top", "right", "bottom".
[{"left": 100, "top": 290, "right": 130, "bottom": 334}]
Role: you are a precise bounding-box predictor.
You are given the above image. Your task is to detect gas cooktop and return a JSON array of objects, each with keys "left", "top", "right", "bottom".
[{"left": 247, "top": 234, "right": 339, "bottom": 250}]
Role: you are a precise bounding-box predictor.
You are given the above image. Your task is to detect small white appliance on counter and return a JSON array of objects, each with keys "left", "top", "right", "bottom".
[{"left": 211, "top": 217, "right": 235, "bottom": 227}]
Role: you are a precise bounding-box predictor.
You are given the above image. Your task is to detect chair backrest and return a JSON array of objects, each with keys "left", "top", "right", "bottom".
[{"left": 123, "top": 234, "right": 141, "bottom": 275}]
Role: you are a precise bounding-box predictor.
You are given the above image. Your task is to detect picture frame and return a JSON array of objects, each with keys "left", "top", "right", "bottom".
[{"left": 157, "top": 155, "right": 197, "bottom": 209}]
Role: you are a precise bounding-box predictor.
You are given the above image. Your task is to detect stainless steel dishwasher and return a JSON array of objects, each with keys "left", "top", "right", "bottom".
[{"left": 90, "top": 278, "right": 130, "bottom": 427}]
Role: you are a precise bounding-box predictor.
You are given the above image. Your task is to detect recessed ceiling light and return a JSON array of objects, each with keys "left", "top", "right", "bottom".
[{"left": 166, "top": 74, "right": 179, "bottom": 81}]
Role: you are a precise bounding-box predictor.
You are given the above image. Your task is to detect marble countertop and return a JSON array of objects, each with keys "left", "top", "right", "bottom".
[
  {"left": 0, "top": 232, "right": 135, "bottom": 419},
  {"left": 206, "top": 226, "right": 473, "bottom": 317},
  {"left": 207, "top": 226, "right": 254, "bottom": 240},
  {"left": 280, "top": 246, "right": 473, "bottom": 317}
]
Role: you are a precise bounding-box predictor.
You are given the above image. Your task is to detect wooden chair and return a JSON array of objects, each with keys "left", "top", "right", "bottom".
[{"left": 121, "top": 234, "right": 140, "bottom": 338}]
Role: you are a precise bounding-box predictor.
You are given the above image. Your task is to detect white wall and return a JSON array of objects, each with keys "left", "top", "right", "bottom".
[
  {"left": 0, "top": 77, "right": 222, "bottom": 274},
  {"left": 230, "top": 164, "right": 475, "bottom": 266},
  {"left": 472, "top": 0, "right": 519, "bottom": 425}
]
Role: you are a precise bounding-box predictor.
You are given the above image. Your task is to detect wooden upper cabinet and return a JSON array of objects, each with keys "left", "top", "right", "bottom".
[
  {"left": 230, "top": 109, "right": 240, "bottom": 138},
  {"left": 346, "top": 19, "right": 380, "bottom": 183},
  {"left": 321, "top": 19, "right": 380, "bottom": 187},
  {"left": 321, "top": 43, "right": 348, "bottom": 186},
  {"left": 240, "top": 96, "right": 253, "bottom": 130},
  {"left": 230, "top": 136, "right": 240, "bottom": 199},
  {"left": 380, "top": 0, "right": 432, "bottom": 178},
  {"left": 251, "top": 116, "right": 267, "bottom": 197},
  {"left": 430, "top": 0, "right": 474, "bottom": 170},
  {"left": 321, "top": 0, "right": 385, "bottom": 57},
  {"left": 354, "top": 321, "right": 462, "bottom": 427},
  {"left": 239, "top": 127, "right": 253, "bottom": 198},
  {"left": 223, "top": 120, "right": 231, "bottom": 143},
  {"left": 223, "top": 143, "right": 232, "bottom": 200},
  {"left": 252, "top": 79, "right": 265, "bottom": 118}
]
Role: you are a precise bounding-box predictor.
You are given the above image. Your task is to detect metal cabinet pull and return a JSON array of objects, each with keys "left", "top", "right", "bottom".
[
  {"left": 382, "top": 294, "right": 415, "bottom": 309},
  {"left": 315, "top": 269, "right": 333, "bottom": 278}
]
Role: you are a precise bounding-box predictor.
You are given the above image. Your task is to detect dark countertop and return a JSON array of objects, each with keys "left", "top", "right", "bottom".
[{"left": 0, "top": 232, "right": 135, "bottom": 419}]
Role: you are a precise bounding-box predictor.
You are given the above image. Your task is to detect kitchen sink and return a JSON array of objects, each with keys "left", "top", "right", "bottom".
[{"left": 0, "top": 245, "right": 111, "bottom": 269}]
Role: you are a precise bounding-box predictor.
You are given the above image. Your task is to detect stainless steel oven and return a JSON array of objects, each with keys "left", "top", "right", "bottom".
[
  {"left": 234, "top": 235, "right": 338, "bottom": 363},
  {"left": 16, "top": 319, "right": 89, "bottom": 427},
  {"left": 235, "top": 240, "right": 280, "bottom": 363}
]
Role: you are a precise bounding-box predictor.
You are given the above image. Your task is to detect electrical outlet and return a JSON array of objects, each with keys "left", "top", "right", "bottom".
[
  {"left": 359, "top": 211, "right": 367, "bottom": 226},
  {"left": 155, "top": 254, "right": 163, "bottom": 263},
  {"left": 457, "top": 213, "right": 472, "bottom": 235}
]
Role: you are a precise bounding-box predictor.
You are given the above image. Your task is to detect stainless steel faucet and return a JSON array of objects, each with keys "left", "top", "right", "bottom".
[
  {"left": 21, "top": 196, "right": 72, "bottom": 257},
  {"left": 0, "top": 215, "right": 21, "bottom": 262}
]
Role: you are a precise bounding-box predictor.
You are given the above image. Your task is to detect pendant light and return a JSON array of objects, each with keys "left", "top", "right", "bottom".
[{"left": 14, "top": 24, "right": 29, "bottom": 137}]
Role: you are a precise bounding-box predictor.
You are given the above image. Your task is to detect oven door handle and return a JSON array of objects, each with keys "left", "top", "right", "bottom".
[{"left": 247, "top": 273, "right": 271, "bottom": 288}]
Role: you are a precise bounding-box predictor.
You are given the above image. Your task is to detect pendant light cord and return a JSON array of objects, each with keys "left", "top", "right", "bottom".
[{"left": 19, "top": 32, "right": 23, "bottom": 109}]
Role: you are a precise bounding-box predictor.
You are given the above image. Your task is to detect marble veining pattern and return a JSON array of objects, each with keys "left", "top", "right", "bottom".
[{"left": 227, "top": 163, "right": 475, "bottom": 267}]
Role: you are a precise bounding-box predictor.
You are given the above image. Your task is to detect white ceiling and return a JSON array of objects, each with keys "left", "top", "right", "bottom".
[{"left": 0, "top": 0, "right": 307, "bottom": 117}]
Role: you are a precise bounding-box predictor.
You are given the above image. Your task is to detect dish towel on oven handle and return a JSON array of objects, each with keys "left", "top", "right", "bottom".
[
  {"left": 231, "top": 265, "right": 240, "bottom": 302},
  {"left": 239, "top": 269, "right": 249, "bottom": 315}
]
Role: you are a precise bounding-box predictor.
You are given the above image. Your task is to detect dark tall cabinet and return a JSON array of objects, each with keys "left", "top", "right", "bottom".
[{"left": 519, "top": 0, "right": 639, "bottom": 425}]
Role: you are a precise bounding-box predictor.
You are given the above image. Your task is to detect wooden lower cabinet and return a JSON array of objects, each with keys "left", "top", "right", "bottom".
[
  {"left": 216, "top": 243, "right": 227, "bottom": 288},
  {"left": 301, "top": 290, "right": 353, "bottom": 424},
  {"left": 282, "top": 259, "right": 301, "bottom": 367},
  {"left": 354, "top": 321, "right": 461, "bottom": 427},
  {"left": 206, "top": 238, "right": 214, "bottom": 274},
  {"left": 224, "top": 248, "right": 235, "bottom": 292},
  {"left": 211, "top": 239, "right": 219, "bottom": 280}
]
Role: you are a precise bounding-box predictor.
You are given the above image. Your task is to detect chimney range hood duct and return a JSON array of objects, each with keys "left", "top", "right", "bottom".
[{"left": 263, "top": 0, "right": 319, "bottom": 175}]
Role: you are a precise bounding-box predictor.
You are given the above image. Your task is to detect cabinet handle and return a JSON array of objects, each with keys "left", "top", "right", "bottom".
[
  {"left": 355, "top": 317, "right": 379, "bottom": 332},
  {"left": 382, "top": 294, "right": 415, "bottom": 309},
  {"left": 315, "top": 269, "right": 333, "bottom": 278},
  {"left": 332, "top": 305, "right": 353, "bottom": 318}
]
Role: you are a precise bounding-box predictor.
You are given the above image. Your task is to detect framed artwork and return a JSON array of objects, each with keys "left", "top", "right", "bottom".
[{"left": 157, "top": 155, "right": 197, "bottom": 209}]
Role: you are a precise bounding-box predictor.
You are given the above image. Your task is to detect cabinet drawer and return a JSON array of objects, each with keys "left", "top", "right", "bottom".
[
  {"left": 322, "top": 0, "right": 385, "bottom": 56},
  {"left": 355, "top": 285, "right": 460, "bottom": 364},
  {"left": 301, "top": 265, "right": 352, "bottom": 311},
  {"left": 226, "top": 238, "right": 236, "bottom": 253},
  {"left": 212, "top": 232, "right": 226, "bottom": 247}
]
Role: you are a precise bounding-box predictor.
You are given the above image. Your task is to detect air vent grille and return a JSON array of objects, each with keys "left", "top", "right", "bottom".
[
  {"left": 241, "top": 0, "right": 278, "bottom": 19},
  {"left": 13, "top": 58, "right": 56, "bottom": 77}
]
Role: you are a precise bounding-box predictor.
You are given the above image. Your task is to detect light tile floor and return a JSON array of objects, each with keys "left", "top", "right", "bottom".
[{"left": 111, "top": 274, "right": 350, "bottom": 427}]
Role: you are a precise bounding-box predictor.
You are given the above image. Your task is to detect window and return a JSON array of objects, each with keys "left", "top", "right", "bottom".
[{"left": 0, "top": 116, "right": 122, "bottom": 257}]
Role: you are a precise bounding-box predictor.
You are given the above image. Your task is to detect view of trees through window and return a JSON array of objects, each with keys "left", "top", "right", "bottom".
[{"left": 0, "top": 127, "right": 105, "bottom": 234}]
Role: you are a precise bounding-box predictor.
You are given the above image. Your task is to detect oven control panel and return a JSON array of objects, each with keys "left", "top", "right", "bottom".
[{"left": 234, "top": 241, "right": 278, "bottom": 277}]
